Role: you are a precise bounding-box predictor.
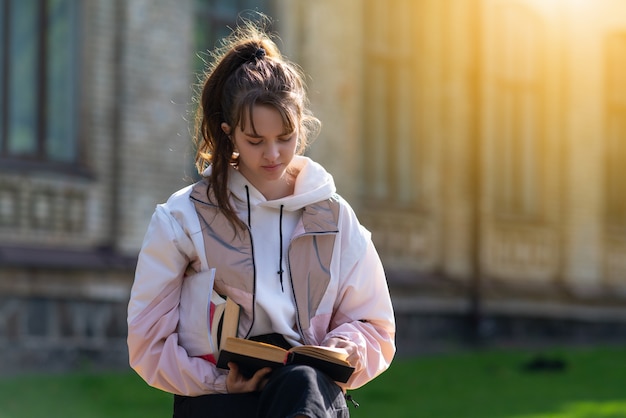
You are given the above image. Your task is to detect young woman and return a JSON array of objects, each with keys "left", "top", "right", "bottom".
[{"left": 127, "top": 17, "right": 395, "bottom": 418}]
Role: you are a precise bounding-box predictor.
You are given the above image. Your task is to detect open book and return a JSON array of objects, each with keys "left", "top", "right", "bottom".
[{"left": 216, "top": 337, "right": 355, "bottom": 383}]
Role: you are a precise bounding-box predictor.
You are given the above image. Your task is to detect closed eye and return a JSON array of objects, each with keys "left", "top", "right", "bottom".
[{"left": 244, "top": 132, "right": 294, "bottom": 145}]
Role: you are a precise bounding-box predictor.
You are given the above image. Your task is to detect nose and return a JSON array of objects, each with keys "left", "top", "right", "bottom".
[{"left": 264, "top": 141, "right": 280, "bottom": 161}]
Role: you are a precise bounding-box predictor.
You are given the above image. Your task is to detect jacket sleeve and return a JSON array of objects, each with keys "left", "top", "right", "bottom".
[
  {"left": 324, "top": 202, "right": 396, "bottom": 390},
  {"left": 127, "top": 204, "right": 228, "bottom": 395}
]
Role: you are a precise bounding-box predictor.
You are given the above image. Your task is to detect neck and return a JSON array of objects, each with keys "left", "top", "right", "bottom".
[
  {"left": 240, "top": 170, "right": 295, "bottom": 201},
  {"left": 257, "top": 176, "right": 294, "bottom": 200}
]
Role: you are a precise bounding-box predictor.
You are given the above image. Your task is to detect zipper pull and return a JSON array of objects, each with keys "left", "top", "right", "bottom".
[{"left": 346, "top": 394, "right": 360, "bottom": 408}]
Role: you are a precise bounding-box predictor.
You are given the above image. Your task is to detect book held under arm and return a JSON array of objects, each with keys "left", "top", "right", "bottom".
[
  {"left": 216, "top": 337, "right": 355, "bottom": 383},
  {"left": 209, "top": 294, "right": 241, "bottom": 353}
]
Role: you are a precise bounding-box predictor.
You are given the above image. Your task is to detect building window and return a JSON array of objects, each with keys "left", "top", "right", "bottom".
[
  {"left": 362, "top": 0, "right": 421, "bottom": 208},
  {"left": 194, "top": 0, "right": 272, "bottom": 74},
  {"left": 606, "top": 32, "right": 626, "bottom": 230},
  {"left": 0, "top": 0, "right": 79, "bottom": 166},
  {"left": 492, "top": 5, "right": 545, "bottom": 219}
]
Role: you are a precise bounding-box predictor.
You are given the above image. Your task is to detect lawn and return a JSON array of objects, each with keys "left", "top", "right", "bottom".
[
  {"left": 1, "top": 345, "right": 625, "bottom": 418},
  {"left": 349, "top": 345, "right": 626, "bottom": 418}
]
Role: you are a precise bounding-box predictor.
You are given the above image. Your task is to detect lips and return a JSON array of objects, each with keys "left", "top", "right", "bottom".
[{"left": 262, "top": 164, "right": 282, "bottom": 171}]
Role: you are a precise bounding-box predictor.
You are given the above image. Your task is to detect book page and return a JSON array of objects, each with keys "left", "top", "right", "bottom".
[
  {"left": 221, "top": 337, "right": 288, "bottom": 364},
  {"left": 290, "top": 345, "right": 350, "bottom": 364}
]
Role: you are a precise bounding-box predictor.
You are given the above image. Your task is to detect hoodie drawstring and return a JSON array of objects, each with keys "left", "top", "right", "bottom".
[
  {"left": 245, "top": 185, "right": 252, "bottom": 227},
  {"left": 278, "top": 204, "right": 285, "bottom": 292}
]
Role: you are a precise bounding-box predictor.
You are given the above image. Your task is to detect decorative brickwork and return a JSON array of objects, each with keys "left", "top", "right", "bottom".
[{"left": 0, "top": 175, "right": 88, "bottom": 245}]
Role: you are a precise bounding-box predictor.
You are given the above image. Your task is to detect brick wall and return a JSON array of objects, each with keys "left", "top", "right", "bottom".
[{"left": 0, "top": 0, "right": 197, "bottom": 373}]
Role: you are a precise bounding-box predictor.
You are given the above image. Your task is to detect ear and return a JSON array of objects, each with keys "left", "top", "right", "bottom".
[{"left": 221, "top": 122, "right": 231, "bottom": 135}]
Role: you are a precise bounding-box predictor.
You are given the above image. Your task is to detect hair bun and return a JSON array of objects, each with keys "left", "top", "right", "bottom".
[{"left": 252, "top": 47, "right": 266, "bottom": 61}]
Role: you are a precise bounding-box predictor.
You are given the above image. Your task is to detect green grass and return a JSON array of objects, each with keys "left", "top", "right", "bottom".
[
  {"left": 0, "top": 369, "right": 172, "bottom": 418},
  {"left": 1, "top": 345, "right": 625, "bottom": 418},
  {"left": 350, "top": 345, "right": 626, "bottom": 418}
]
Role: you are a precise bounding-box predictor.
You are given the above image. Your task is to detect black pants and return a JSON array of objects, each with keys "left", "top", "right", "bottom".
[{"left": 173, "top": 364, "right": 349, "bottom": 418}]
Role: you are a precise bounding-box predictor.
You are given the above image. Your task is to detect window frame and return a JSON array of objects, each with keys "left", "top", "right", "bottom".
[
  {"left": 491, "top": 4, "right": 546, "bottom": 221},
  {"left": 605, "top": 32, "right": 626, "bottom": 231},
  {"left": 361, "top": 0, "right": 423, "bottom": 210},
  {"left": 0, "top": 0, "right": 84, "bottom": 176}
]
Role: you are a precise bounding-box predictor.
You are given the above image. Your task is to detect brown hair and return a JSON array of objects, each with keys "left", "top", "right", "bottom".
[{"left": 193, "top": 15, "right": 320, "bottom": 231}]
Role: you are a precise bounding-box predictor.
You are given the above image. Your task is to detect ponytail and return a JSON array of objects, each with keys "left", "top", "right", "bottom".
[{"left": 193, "top": 15, "right": 319, "bottom": 232}]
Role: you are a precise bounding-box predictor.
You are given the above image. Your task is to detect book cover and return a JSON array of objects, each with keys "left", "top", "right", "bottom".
[{"left": 209, "top": 293, "right": 240, "bottom": 351}]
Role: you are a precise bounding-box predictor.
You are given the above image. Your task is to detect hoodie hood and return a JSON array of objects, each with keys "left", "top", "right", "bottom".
[{"left": 225, "top": 156, "right": 336, "bottom": 212}]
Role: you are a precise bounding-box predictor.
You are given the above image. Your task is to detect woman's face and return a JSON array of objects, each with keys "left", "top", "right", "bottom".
[{"left": 223, "top": 105, "right": 298, "bottom": 199}]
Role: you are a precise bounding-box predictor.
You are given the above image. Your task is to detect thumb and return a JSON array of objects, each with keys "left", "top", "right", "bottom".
[
  {"left": 228, "top": 362, "right": 240, "bottom": 375},
  {"left": 249, "top": 367, "right": 273, "bottom": 390}
]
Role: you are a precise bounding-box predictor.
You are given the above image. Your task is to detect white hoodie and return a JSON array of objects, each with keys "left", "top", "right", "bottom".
[{"left": 227, "top": 156, "right": 336, "bottom": 346}]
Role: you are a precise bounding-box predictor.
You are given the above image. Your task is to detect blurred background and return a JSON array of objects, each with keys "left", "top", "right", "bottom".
[{"left": 1, "top": 0, "right": 626, "bottom": 377}]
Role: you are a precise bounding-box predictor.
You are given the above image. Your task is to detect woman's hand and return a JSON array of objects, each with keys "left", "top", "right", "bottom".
[
  {"left": 226, "top": 362, "right": 273, "bottom": 394},
  {"left": 324, "top": 337, "right": 360, "bottom": 369}
]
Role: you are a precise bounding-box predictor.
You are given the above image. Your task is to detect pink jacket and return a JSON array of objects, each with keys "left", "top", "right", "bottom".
[{"left": 128, "top": 176, "right": 395, "bottom": 396}]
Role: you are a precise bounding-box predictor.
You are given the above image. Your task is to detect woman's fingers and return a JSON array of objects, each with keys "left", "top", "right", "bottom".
[
  {"left": 226, "top": 363, "right": 273, "bottom": 393},
  {"left": 249, "top": 367, "right": 273, "bottom": 391}
]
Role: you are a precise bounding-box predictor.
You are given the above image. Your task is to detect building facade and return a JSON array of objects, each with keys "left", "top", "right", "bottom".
[{"left": 1, "top": 0, "right": 626, "bottom": 372}]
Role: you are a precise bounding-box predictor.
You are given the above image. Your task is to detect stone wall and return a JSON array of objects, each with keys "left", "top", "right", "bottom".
[
  {"left": 0, "top": 0, "right": 196, "bottom": 373},
  {"left": 0, "top": 267, "right": 130, "bottom": 374}
]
